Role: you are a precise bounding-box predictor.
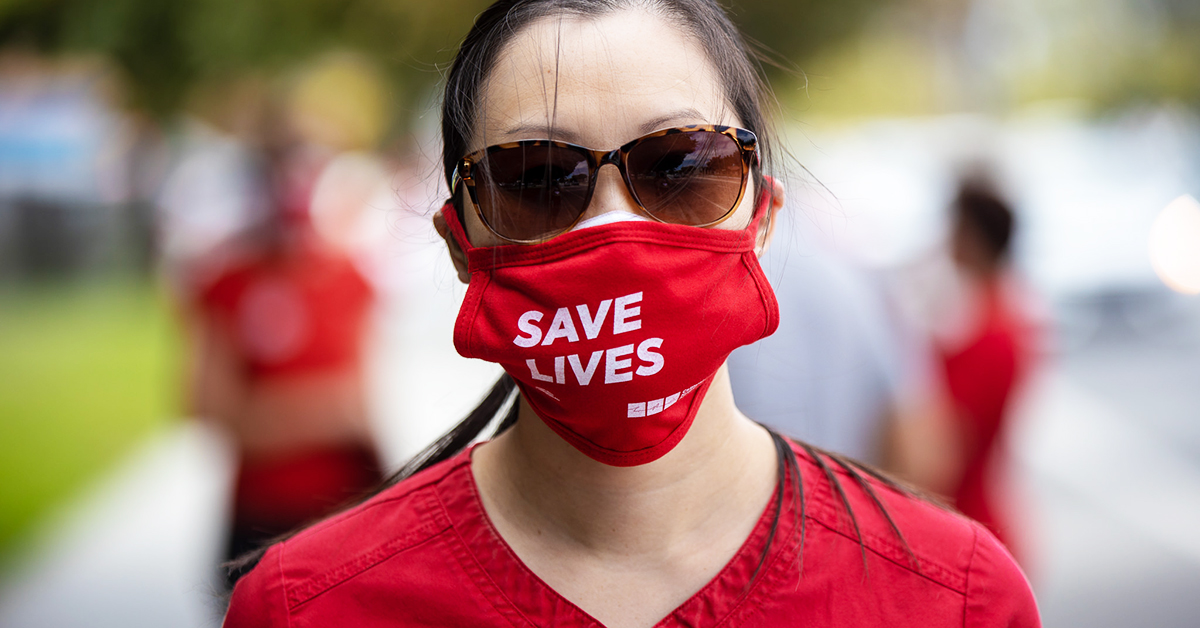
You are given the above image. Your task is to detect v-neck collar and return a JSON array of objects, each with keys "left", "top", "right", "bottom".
[{"left": 428, "top": 449, "right": 805, "bottom": 628}]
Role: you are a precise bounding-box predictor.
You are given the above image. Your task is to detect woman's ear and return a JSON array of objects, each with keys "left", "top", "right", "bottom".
[
  {"left": 756, "top": 175, "right": 785, "bottom": 257},
  {"left": 432, "top": 210, "right": 471, "bottom": 284}
]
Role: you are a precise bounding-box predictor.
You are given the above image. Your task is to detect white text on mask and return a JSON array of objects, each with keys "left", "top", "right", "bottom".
[{"left": 513, "top": 292, "right": 664, "bottom": 385}]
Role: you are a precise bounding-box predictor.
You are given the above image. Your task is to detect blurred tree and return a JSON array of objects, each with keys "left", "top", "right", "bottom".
[
  {"left": 0, "top": 0, "right": 885, "bottom": 134},
  {"left": 726, "top": 0, "right": 879, "bottom": 77},
  {"left": 3, "top": 0, "right": 1198, "bottom": 129},
  {"left": 0, "top": 0, "right": 195, "bottom": 115},
  {"left": 0, "top": 0, "right": 491, "bottom": 129}
]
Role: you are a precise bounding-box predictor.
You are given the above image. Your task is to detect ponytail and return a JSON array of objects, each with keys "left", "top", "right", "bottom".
[{"left": 391, "top": 374, "right": 518, "bottom": 480}]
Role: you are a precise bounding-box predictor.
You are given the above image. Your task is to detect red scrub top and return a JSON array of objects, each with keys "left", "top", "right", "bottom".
[
  {"left": 197, "top": 242, "right": 373, "bottom": 383},
  {"left": 939, "top": 281, "right": 1032, "bottom": 555},
  {"left": 225, "top": 441, "right": 1038, "bottom": 627}
]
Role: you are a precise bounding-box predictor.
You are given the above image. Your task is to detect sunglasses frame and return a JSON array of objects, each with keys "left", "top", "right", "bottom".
[{"left": 455, "top": 124, "right": 759, "bottom": 244}]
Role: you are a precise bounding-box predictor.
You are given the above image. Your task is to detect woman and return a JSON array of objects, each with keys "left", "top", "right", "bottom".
[
  {"left": 938, "top": 179, "right": 1034, "bottom": 561},
  {"left": 188, "top": 95, "right": 381, "bottom": 574},
  {"left": 225, "top": 1, "right": 1039, "bottom": 626}
]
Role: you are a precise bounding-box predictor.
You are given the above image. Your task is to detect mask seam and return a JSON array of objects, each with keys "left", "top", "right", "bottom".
[
  {"left": 468, "top": 231, "right": 756, "bottom": 271},
  {"left": 454, "top": 272, "right": 491, "bottom": 358},
  {"left": 741, "top": 252, "right": 780, "bottom": 339}
]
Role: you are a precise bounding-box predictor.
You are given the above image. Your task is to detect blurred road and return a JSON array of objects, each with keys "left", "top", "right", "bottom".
[
  {"left": 0, "top": 423, "right": 234, "bottom": 628},
  {"left": 1, "top": 292, "right": 1198, "bottom": 627},
  {"left": 1015, "top": 294, "right": 1200, "bottom": 628}
]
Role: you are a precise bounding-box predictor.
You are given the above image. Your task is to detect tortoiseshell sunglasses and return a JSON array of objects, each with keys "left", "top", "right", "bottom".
[{"left": 454, "top": 125, "right": 759, "bottom": 243}]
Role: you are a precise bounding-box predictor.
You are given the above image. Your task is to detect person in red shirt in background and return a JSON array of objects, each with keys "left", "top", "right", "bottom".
[
  {"left": 186, "top": 99, "right": 382, "bottom": 579},
  {"left": 936, "top": 179, "right": 1035, "bottom": 560}
]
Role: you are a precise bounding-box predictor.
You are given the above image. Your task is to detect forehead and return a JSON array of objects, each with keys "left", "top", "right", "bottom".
[{"left": 477, "top": 9, "right": 735, "bottom": 149}]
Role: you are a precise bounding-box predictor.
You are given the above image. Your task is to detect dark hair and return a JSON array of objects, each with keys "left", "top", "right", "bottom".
[
  {"left": 440, "top": 0, "right": 778, "bottom": 212},
  {"left": 953, "top": 179, "right": 1015, "bottom": 265},
  {"left": 228, "top": 0, "right": 918, "bottom": 588}
]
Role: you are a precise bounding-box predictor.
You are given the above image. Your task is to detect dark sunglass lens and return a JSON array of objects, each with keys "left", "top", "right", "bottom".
[
  {"left": 626, "top": 131, "right": 745, "bottom": 226},
  {"left": 477, "top": 144, "right": 591, "bottom": 241}
]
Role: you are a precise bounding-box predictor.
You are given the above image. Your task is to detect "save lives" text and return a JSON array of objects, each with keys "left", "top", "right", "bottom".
[{"left": 512, "top": 291, "right": 663, "bottom": 385}]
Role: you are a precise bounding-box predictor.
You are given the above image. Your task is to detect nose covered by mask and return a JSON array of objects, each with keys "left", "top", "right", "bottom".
[
  {"left": 569, "top": 210, "right": 652, "bottom": 231},
  {"left": 441, "top": 192, "right": 779, "bottom": 466}
]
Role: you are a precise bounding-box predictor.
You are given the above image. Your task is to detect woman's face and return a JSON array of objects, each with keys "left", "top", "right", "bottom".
[{"left": 459, "top": 9, "right": 761, "bottom": 247}]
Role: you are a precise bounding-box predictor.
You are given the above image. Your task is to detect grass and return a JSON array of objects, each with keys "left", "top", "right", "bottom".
[{"left": 0, "top": 278, "right": 182, "bottom": 561}]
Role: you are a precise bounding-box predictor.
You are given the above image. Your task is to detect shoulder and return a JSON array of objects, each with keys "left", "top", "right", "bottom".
[
  {"left": 790, "top": 441, "right": 1039, "bottom": 626},
  {"left": 223, "top": 452, "right": 470, "bottom": 627}
]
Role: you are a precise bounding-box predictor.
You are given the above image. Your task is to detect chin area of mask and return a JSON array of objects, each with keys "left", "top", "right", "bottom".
[{"left": 571, "top": 211, "right": 653, "bottom": 232}]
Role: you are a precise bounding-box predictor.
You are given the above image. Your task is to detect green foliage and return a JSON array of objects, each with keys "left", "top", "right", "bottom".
[
  {"left": 0, "top": 0, "right": 880, "bottom": 122},
  {"left": 0, "top": 280, "right": 181, "bottom": 560},
  {"left": 727, "top": 0, "right": 877, "bottom": 74},
  {"left": 5, "top": 1, "right": 1193, "bottom": 134},
  {"left": 0, "top": 0, "right": 492, "bottom": 118}
]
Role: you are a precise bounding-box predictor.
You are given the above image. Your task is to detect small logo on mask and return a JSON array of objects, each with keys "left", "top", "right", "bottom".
[{"left": 627, "top": 380, "right": 702, "bottom": 418}]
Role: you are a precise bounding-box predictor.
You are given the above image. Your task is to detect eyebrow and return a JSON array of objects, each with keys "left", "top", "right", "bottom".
[
  {"left": 637, "top": 108, "right": 707, "bottom": 134},
  {"left": 498, "top": 123, "right": 583, "bottom": 144},
  {"left": 498, "top": 108, "right": 709, "bottom": 145}
]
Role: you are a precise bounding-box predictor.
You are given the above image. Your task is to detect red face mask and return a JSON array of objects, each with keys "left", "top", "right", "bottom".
[{"left": 441, "top": 193, "right": 779, "bottom": 466}]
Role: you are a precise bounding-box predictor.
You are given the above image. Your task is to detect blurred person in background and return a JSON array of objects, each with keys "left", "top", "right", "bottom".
[
  {"left": 176, "top": 61, "right": 391, "bottom": 580},
  {"left": 727, "top": 213, "right": 911, "bottom": 465},
  {"left": 888, "top": 176, "right": 1037, "bottom": 562}
]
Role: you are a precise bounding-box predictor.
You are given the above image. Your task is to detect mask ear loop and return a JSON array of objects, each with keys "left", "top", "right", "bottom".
[
  {"left": 746, "top": 175, "right": 776, "bottom": 231},
  {"left": 439, "top": 200, "right": 476, "bottom": 254},
  {"left": 747, "top": 175, "right": 780, "bottom": 256}
]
